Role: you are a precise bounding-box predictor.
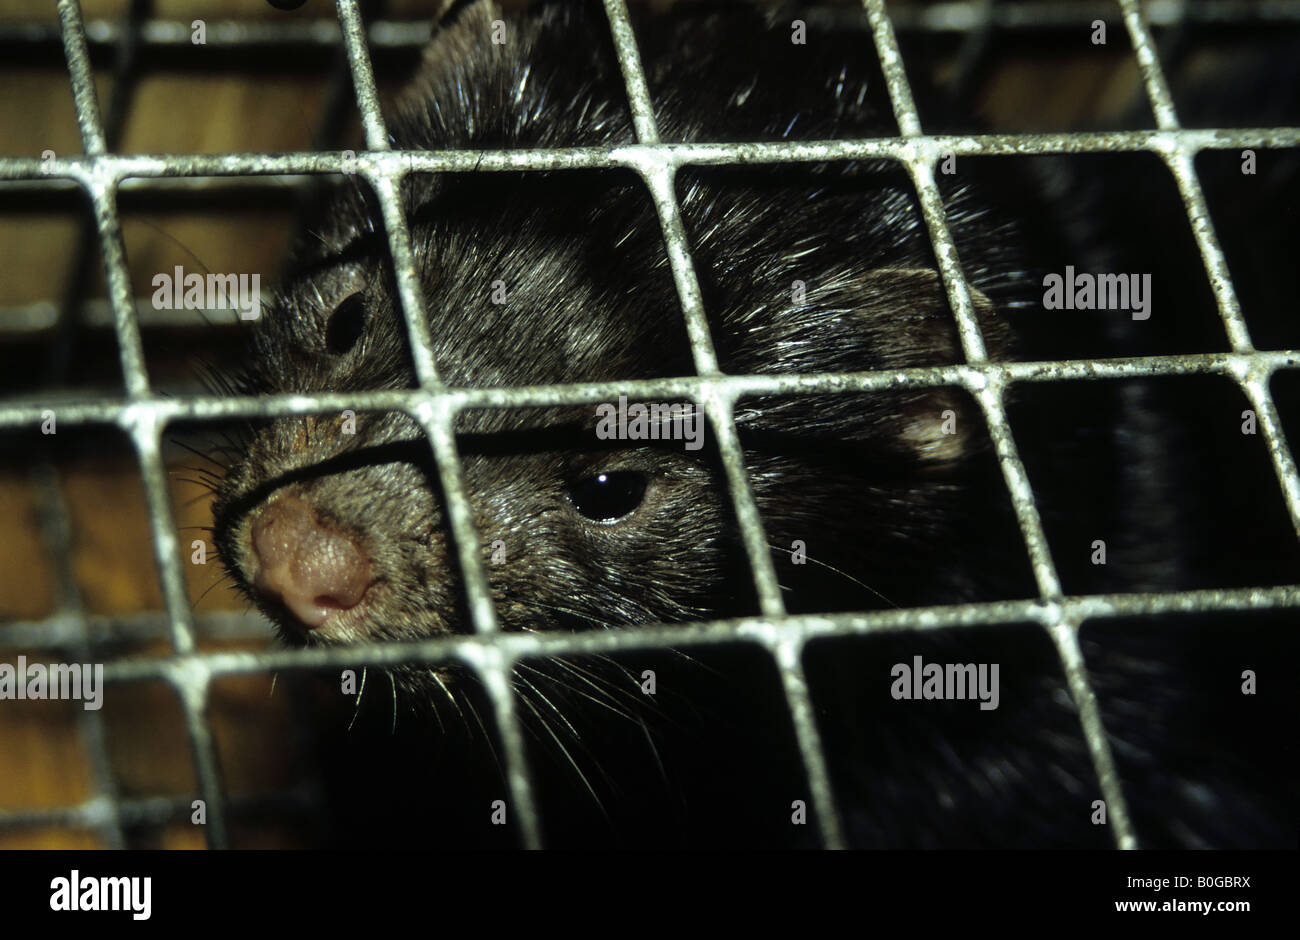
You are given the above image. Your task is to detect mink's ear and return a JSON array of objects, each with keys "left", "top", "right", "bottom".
[
  {"left": 735, "top": 265, "right": 1013, "bottom": 466},
  {"left": 850, "top": 266, "right": 1014, "bottom": 367},
  {"left": 853, "top": 266, "right": 1013, "bottom": 465},
  {"left": 428, "top": 0, "right": 501, "bottom": 49},
  {"left": 394, "top": 0, "right": 503, "bottom": 117}
]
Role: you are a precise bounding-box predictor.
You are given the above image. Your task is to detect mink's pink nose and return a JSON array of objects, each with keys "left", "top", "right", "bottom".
[{"left": 250, "top": 497, "right": 373, "bottom": 630}]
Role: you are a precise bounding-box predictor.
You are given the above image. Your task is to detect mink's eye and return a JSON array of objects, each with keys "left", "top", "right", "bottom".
[
  {"left": 325, "top": 293, "right": 366, "bottom": 354},
  {"left": 567, "top": 471, "right": 649, "bottom": 522}
]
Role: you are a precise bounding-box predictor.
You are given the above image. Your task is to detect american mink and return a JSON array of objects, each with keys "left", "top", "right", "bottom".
[{"left": 208, "top": 0, "right": 1297, "bottom": 848}]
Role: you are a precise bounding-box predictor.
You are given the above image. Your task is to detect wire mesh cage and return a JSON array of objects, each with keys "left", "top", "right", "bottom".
[{"left": 0, "top": 0, "right": 1297, "bottom": 850}]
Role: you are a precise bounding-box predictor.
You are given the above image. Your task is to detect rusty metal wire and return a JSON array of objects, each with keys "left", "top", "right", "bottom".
[{"left": 0, "top": 0, "right": 1296, "bottom": 850}]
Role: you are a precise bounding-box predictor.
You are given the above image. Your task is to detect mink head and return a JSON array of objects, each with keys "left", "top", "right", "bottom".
[{"left": 210, "top": 1, "right": 1023, "bottom": 696}]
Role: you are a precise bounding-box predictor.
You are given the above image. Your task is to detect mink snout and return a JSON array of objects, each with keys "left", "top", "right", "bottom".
[{"left": 249, "top": 495, "right": 376, "bottom": 635}]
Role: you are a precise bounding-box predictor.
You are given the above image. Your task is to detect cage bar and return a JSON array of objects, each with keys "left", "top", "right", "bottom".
[{"left": 0, "top": 0, "right": 1294, "bottom": 850}]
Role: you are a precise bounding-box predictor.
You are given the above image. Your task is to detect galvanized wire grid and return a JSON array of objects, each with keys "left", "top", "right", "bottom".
[{"left": 0, "top": 0, "right": 1297, "bottom": 850}]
